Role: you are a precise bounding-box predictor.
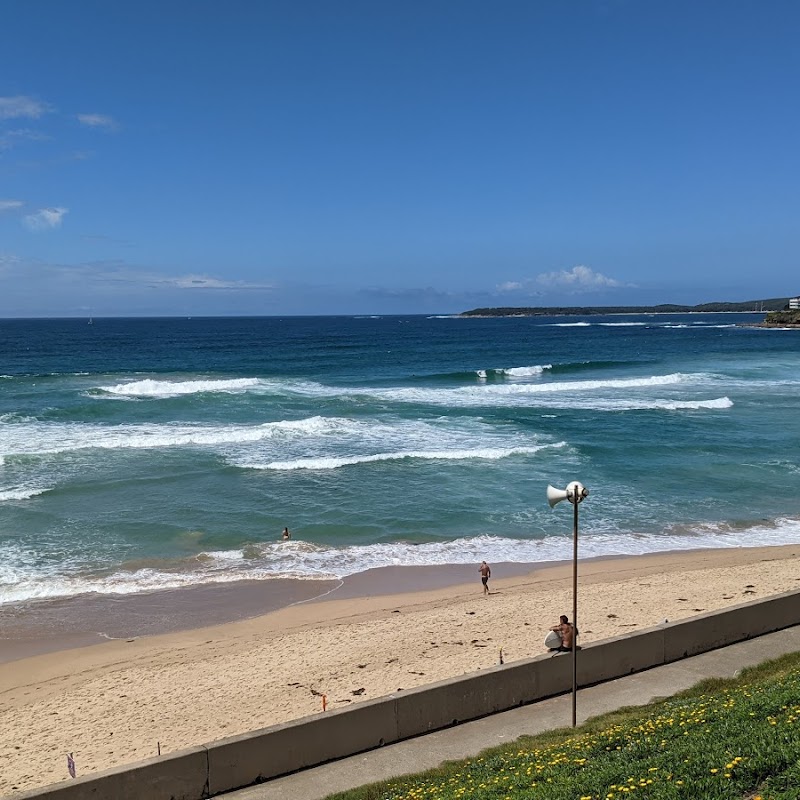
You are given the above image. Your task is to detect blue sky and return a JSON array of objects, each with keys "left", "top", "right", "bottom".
[{"left": 1, "top": 1, "right": 798, "bottom": 317}]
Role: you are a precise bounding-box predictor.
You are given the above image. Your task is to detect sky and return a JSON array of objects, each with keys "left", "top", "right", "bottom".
[{"left": 1, "top": 1, "right": 798, "bottom": 317}]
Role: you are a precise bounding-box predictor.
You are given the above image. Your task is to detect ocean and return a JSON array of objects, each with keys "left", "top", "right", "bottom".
[{"left": 2, "top": 313, "right": 799, "bottom": 608}]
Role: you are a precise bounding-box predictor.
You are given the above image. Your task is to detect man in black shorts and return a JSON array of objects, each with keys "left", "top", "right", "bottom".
[{"left": 479, "top": 560, "right": 491, "bottom": 595}]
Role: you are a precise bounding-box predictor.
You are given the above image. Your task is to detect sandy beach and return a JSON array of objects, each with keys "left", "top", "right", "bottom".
[{"left": 1, "top": 544, "right": 799, "bottom": 796}]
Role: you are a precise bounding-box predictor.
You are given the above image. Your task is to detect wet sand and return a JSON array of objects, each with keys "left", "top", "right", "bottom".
[{"left": 0, "top": 563, "right": 537, "bottom": 664}]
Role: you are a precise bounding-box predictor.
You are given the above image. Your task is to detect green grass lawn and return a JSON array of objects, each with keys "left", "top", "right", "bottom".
[{"left": 325, "top": 652, "right": 800, "bottom": 800}]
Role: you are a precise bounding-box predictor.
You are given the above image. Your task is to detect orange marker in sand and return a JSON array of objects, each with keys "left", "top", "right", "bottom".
[{"left": 322, "top": 694, "right": 327, "bottom": 711}]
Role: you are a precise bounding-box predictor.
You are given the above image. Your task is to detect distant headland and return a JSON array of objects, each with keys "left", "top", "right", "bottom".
[{"left": 460, "top": 298, "right": 791, "bottom": 317}]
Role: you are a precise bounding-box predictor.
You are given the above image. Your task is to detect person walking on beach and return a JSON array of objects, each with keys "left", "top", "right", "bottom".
[
  {"left": 549, "top": 614, "right": 575, "bottom": 652},
  {"left": 479, "top": 560, "right": 491, "bottom": 595},
  {"left": 281, "top": 527, "right": 291, "bottom": 541}
]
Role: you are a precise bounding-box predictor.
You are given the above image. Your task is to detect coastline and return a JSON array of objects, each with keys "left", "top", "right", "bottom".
[
  {"left": 0, "top": 562, "right": 537, "bottom": 664},
  {"left": 2, "top": 543, "right": 800, "bottom": 795}
]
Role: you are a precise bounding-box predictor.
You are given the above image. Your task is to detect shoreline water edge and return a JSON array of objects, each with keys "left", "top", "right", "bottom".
[{"left": 2, "top": 543, "right": 800, "bottom": 795}]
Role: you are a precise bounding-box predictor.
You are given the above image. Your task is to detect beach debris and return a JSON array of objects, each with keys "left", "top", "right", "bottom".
[
  {"left": 498, "top": 647, "right": 504, "bottom": 665},
  {"left": 356, "top": 664, "right": 367, "bottom": 669},
  {"left": 607, "top": 613, "right": 617, "bottom": 619},
  {"left": 692, "top": 608, "right": 705, "bottom": 612},
  {"left": 677, "top": 598, "right": 688, "bottom": 601},
  {"left": 322, "top": 694, "right": 327, "bottom": 711},
  {"left": 466, "top": 611, "right": 475, "bottom": 615},
  {"left": 745, "top": 584, "right": 755, "bottom": 588},
  {"left": 408, "top": 670, "right": 425, "bottom": 676},
  {"left": 743, "top": 590, "right": 756, "bottom": 595},
  {"left": 287, "top": 682, "right": 301, "bottom": 686},
  {"left": 351, "top": 687, "right": 365, "bottom": 695},
  {"left": 310, "top": 687, "right": 324, "bottom": 697},
  {"left": 386, "top": 658, "right": 398, "bottom": 664},
  {"left": 392, "top": 609, "right": 400, "bottom": 613}
]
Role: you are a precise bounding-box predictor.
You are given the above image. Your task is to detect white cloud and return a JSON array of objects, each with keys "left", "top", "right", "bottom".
[
  {"left": 77, "top": 113, "right": 118, "bottom": 130},
  {"left": 0, "top": 199, "right": 24, "bottom": 213},
  {"left": 24, "top": 207, "right": 68, "bottom": 231},
  {"left": 0, "top": 96, "right": 50, "bottom": 120},
  {"left": 536, "top": 264, "right": 624, "bottom": 291}
]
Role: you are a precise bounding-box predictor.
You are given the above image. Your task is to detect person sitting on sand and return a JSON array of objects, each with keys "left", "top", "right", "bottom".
[
  {"left": 281, "top": 527, "right": 291, "bottom": 541},
  {"left": 479, "top": 560, "right": 491, "bottom": 595},
  {"left": 549, "top": 614, "right": 575, "bottom": 652}
]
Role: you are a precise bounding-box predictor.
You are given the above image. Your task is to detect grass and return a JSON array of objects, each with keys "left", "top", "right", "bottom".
[{"left": 324, "top": 652, "right": 800, "bottom": 800}]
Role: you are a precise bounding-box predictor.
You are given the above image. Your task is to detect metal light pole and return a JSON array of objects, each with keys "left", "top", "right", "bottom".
[{"left": 546, "top": 480, "right": 589, "bottom": 727}]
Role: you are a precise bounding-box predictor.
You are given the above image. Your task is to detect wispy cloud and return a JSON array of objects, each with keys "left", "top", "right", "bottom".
[
  {"left": 24, "top": 207, "right": 68, "bottom": 231},
  {"left": 0, "top": 199, "right": 24, "bottom": 213},
  {"left": 77, "top": 113, "right": 118, "bottom": 131},
  {"left": 0, "top": 128, "right": 50, "bottom": 151},
  {"left": 68, "top": 262, "right": 274, "bottom": 291},
  {"left": 0, "top": 253, "right": 23, "bottom": 273},
  {"left": 0, "top": 95, "right": 50, "bottom": 120},
  {"left": 496, "top": 281, "right": 524, "bottom": 292},
  {"left": 149, "top": 274, "right": 274, "bottom": 290},
  {"left": 0, "top": 255, "right": 274, "bottom": 293}
]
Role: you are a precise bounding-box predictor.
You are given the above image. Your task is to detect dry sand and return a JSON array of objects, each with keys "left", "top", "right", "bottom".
[{"left": 2, "top": 544, "right": 800, "bottom": 796}]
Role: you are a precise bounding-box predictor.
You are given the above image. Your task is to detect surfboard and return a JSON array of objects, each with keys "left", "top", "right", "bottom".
[{"left": 544, "top": 630, "right": 562, "bottom": 649}]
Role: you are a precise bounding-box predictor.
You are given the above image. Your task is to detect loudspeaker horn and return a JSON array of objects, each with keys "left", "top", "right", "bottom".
[
  {"left": 547, "top": 484, "right": 570, "bottom": 508},
  {"left": 547, "top": 481, "right": 589, "bottom": 508}
]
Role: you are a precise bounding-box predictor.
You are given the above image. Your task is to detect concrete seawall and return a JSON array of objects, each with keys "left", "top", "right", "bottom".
[{"left": 11, "top": 589, "right": 800, "bottom": 800}]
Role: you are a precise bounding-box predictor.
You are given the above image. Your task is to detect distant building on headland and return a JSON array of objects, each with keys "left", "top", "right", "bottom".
[{"left": 789, "top": 297, "right": 800, "bottom": 310}]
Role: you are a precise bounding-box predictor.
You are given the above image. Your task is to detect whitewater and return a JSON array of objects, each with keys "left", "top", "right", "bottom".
[{"left": 1, "top": 313, "right": 799, "bottom": 606}]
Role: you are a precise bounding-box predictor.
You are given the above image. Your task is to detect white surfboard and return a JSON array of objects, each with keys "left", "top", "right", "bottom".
[{"left": 544, "top": 630, "right": 562, "bottom": 649}]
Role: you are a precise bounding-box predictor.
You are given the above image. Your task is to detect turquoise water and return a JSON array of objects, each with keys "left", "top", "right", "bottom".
[{"left": 1, "top": 313, "right": 799, "bottom": 605}]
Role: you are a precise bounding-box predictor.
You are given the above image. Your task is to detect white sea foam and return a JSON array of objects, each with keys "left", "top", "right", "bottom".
[
  {"left": 502, "top": 365, "right": 552, "bottom": 377},
  {"left": 99, "top": 377, "right": 262, "bottom": 397},
  {"left": 4, "top": 517, "right": 800, "bottom": 604},
  {"left": 554, "top": 397, "right": 733, "bottom": 411},
  {"left": 475, "top": 365, "right": 552, "bottom": 379},
  {"left": 244, "top": 443, "right": 563, "bottom": 471},
  {"left": 0, "top": 486, "right": 50, "bottom": 502},
  {"left": 348, "top": 373, "right": 727, "bottom": 410},
  {"left": 549, "top": 321, "right": 591, "bottom": 327},
  {"left": 285, "top": 373, "right": 702, "bottom": 405},
  {"left": 598, "top": 322, "right": 647, "bottom": 326},
  {"left": 0, "top": 416, "right": 357, "bottom": 458}
]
